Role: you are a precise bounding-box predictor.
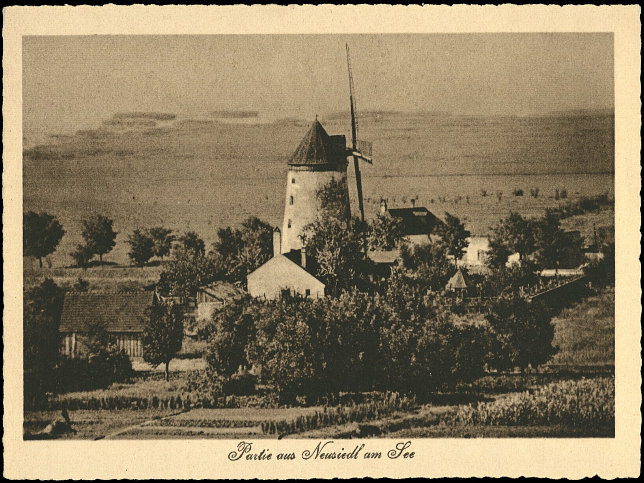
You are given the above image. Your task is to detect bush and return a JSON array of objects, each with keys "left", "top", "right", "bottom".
[
  {"left": 55, "top": 344, "right": 133, "bottom": 393},
  {"left": 222, "top": 374, "right": 257, "bottom": 396},
  {"left": 512, "top": 188, "right": 524, "bottom": 196}
]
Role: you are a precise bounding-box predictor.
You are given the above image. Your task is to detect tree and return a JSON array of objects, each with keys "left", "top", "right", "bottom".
[
  {"left": 142, "top": 301, "right": 184, "bottom": 381},
  {"left": 303, "top": 215, "right": 368, "bottom": 296},
  {"left": 400, "top": 242, "right": 453, "bottom": 292},
  {"left": 368, "top": 213, "right": 405, "bottom": 251},
  {"left": 157, "top": 248, "right": 224, "bottom": 300},
  {"left": 533, "top": 210, "right": 584, "bottom": 269},
  {"left": 81, "top": 214, "right": 117, "bottom": 265},
  {"left": 23, "top": 279, "right": 65, "bottom": 404},
  {"left": 436, "top": 212, "right": 470, "bottom": 262},
  {"left": 488, "top": 212, "right": 537, "bottom": 267},
  {"left": 177, "top": 231, "right": 205, "bottom": 257},
  {"left": 23, "top": 211, "right": 65, "bottom": 268},
  {"left": 316, "top": 176, "right": 351, "bottom": 221},
  {"left": 147, "top": 227, "right": 174, "bottom": 261},
  {"left": 212, "top": 217, "right": 273, "bottom": 283},
  {"left": 126, "top": 229, "right": 154, "bottom": 267},
  {"left": 485, "top": 297, "right": 557, "bottom": 371},
  {"left": 70, "top": 243, "right": 93, "bottom": 269},
  {"left": 301, "top": 179, "right": 368, "bottom": 296},
  {"left": 204, "top": 296, "right": 256, "bottom": 379}
]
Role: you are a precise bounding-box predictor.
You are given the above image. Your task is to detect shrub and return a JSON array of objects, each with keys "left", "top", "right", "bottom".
[{"left": 512, "top": 188, "right": 524, "bottom": 196}]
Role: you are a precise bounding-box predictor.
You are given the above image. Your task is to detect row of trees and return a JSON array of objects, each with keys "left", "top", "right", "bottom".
[{"left": 203, "top": 275, "right": 556, "bottom": 403}]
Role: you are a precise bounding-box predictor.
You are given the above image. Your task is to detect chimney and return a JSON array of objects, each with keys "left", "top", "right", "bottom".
[
  {"left": 411, "top": 198, "right": 416, "bottom": 208},
  {"left": 273, "top": 227, "right": 281, "bottom": 257},
  {"left": 300, "top": 246, "right": 307, "bottom": 269},
  {"left": 380, "top": 199, "right": 388, "bottom": 214}
]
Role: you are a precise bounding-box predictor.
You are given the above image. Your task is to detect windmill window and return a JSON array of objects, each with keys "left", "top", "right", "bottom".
[
  {"left": 290, "top": 195, "right": 294, "bottom": 205},
  {"left": 288, "top": 219, "right": 292, "bottom": 228},
  {"left": 305, "top": 289, "right": 311, "bottom": 297},
  {"left": 291, "top": 178, "right": 295, "bottom": 184}
]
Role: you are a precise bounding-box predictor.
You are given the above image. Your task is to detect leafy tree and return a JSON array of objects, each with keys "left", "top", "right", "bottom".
[
  {"left": 488, "top": 212, "right": 537, "bottom": 268},
  {"left": 400, "top": 242, "right": 453, "bottom": 292},
  {"left": 81, "top": 214, "right": 117, "bottom": 265},
  {"left": 316, "top": 176, "right": 351, "bottom": 221},
  {"left": 127, "top": 229, "right": 154, "bottom": 267},
  {"left": 257, "top": 315, "right": 316, "bottom": 404},
  {"left": 485, "top": 236, "right": 512, "bottom": 270},
  {"left": 368, "top": 213, "right": 405, "bottom": 251},
  {"left": 303, "top": 215, "right": 368, "bottom": 296},
  {"left": 177, "top": 231, "right": 205, "bottom": 257},
  {"left": 157, "top": 248, "right": 224, "bottom": 300},
  {"left": 213, "top": 217, "right": 273, "bottom": 283},
  {"left": 147, "top": 227, "right": 174, "bottom": 261},
  {"left": 23, "top": 279, "right": 65, "bottom": 405},
  {"left": 23, "top": 211, "right": 65, "bottom": 268},
  {"left": 436, "top": 212, "right": 470, "bottom": 262},
  {"left": 533, "top": 210, "right": 584, "bottom": 269},
  {"left": 142, "top": 301, "right": 184, "bottom": 381},
  {"left": 204, "top": 296, "right": 256, "bottom": 379},
  {"left": 70, "top": 243, "right": 93, "bottom": 269},
  {"left": 485, "top": 297, "right": 556, "bottom": 371}
]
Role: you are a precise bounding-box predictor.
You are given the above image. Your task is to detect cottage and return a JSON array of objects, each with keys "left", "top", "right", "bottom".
[
  {"left": 247, "top": 228, "right": 325, "bottom": 300},
  {"left": 59, "top": 291, "right": 158, "bottom": 358}
]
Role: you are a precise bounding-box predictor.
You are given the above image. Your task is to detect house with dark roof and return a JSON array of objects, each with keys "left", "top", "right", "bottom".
[
  {"left": 247, "top": 227, "right": 325, "bottom": 300},
  {"left": 379, "top": 199, "right": 443, "bottom": 245},
  {"left": 59, "top": 291, "right": 158, "bottom": 358}
]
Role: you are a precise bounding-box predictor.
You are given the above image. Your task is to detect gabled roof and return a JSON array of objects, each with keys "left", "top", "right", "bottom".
[
  {"left": 387, "top": 207, "right": 443, "bottom": 236},
  {"left": 197, "top": 281, "right": 246, "bottom": 302},
  {"left": 59, "top": 291, "right": 156, "bottom": 333},
  {"left": 446, "top": 269, "right": 469, "bottom": 290},
  {"left": 288, "top": 120, "right": 347, "bottom": 166},
  {"left": 247, "top": 253, "right": 325, "bottom": 287}
]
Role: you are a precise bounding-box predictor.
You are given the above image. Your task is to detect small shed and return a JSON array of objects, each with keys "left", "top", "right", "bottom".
[
  {"left": 446, "top": 268, "right": 469, "bottom": 292},
  {"left": 59, "top": 291, "right": 158, "bottom": 358}
]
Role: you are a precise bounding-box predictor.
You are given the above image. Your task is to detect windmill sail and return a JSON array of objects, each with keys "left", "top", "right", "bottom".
[{"left": 346, "top": 44, "right": 372, "bottom": 222}]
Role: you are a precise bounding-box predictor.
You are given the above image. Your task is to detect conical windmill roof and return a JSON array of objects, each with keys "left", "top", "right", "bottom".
[
  {"left": 288, "top": 120, "right": 346, "bottom": 166},
  {"left": 446, "top": 268, "right": 469, "bottom": 290}
]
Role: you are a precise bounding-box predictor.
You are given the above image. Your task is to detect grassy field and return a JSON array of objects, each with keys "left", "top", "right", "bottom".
[{"left": 548, "top": 287, "right": 615, "bottom": 367}]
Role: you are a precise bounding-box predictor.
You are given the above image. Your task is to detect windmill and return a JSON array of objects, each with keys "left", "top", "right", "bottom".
[{"left": 346, "top": 44, "right": 373, "bottom": 222}]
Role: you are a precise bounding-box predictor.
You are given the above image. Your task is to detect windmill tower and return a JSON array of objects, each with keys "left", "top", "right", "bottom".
[
  {"left": 279, "top": 45, "right": 372, "bottom": 254},
  {"left": 280, "top": 119, "right": 350, "bottom": 254}
]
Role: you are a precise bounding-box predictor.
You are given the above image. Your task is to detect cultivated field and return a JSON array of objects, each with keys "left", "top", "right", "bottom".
[{"left": 23, "top": 111, "right": 614, "bottom": 267}]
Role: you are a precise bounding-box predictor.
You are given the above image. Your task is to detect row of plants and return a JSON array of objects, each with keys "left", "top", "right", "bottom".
[{"left": 450, "top": 377, "right": 614, "bottom": 429}]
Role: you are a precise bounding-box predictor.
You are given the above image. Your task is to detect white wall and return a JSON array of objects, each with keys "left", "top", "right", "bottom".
[
  {"left": 247, "top": 255, "right": 325, "bottom": 300},
  {"left": 281, "top": 167, "right": 348, "bottom": 253}
]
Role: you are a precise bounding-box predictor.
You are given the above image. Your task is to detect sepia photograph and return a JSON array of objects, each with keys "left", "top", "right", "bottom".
[
  {"left": 20, "top": 31, "right": 617, "bottom": 440},
  {"left": 3, "top": 4, "right": 641, "bottom": 480}
]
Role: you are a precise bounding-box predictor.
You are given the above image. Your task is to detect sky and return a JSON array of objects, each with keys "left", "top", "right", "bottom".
[{"left": 23, "top": 34, "right": 614, "bottom": 140}]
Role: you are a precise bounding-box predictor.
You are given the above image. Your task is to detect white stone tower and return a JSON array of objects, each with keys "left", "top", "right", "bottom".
[{"left": 280, "top": 119, "right": 349, "bottom": 254}]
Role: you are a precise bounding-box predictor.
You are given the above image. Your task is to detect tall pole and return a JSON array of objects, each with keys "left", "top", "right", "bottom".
[{"left": 347, "top": 44, "right": 365, "bottom": 222}]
